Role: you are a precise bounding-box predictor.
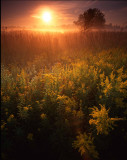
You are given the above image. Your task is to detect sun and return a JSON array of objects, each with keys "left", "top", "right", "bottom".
[{"left": 42, "top": 12, "right": 52, "bottom": 23}]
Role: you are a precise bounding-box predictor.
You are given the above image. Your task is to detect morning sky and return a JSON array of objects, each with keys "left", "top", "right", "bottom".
[{"left": 1, "top": 0, "right": 127, "bottom": 27}]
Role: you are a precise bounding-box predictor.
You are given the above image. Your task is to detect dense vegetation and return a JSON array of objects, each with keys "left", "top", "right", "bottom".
[{"left": 1, "top": 30, "right": 127, "bottom": 160}]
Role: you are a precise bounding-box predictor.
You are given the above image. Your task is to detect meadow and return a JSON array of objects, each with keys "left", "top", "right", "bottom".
[{"left": 1, "top": 30, "right": 127, "bottom": 160}]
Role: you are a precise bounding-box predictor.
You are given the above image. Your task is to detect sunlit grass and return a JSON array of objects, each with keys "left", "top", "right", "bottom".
[{"left": 1, "top": 30, "right": 127, "bottom": 160}]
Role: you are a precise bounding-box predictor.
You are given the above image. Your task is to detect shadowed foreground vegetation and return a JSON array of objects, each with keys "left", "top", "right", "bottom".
[{"left": 1, "top": 30, "right": 127, "bottom": 160}]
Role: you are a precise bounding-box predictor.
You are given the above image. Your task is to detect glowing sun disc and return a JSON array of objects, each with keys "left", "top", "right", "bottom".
[{"left": 42, "top": 12, "right": 51, "bottom": 22}]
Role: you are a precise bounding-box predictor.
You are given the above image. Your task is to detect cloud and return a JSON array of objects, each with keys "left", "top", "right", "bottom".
[
  {"left": 31, "top": 15, "right": 41, "bottom": 19},
  {"left": 2, "top": 1, "right": 127, "bottom": 26}
]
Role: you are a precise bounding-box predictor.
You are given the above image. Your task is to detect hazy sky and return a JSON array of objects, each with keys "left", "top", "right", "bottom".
[{"left": 1, "top": 1, "right": 127, "bottom": 27}]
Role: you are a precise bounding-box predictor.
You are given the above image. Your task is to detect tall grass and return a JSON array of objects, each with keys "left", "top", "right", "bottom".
[{"left": 1, "top": 30, "right": 127, "bottom": 66}]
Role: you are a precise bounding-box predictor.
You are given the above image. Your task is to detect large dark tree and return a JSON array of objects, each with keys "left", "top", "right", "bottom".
[{"left": 74, "top": 8, "right": 106, "bottom": 31}]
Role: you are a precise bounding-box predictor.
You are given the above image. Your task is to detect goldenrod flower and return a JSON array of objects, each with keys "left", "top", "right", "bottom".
[
  {"left": 27, "top": 133, "right": 33, "bottom": 141},
  {"left": 41, "top": 113, "right": 46, "bottom": 119},
  {"left": 81, "top": 83, "right": 85, "bottom": 88},
  {"left": 1, "top": 122, "right": 6, "bottom": 130},
  {"left": 23, "top": 107, "right": 28, "bottom": 111},
  {"left": 65, "top": 107, "right": 71, "bottom": 113},
  {"left": 7, "top": 114, "right": 14, "bottom": 122}
]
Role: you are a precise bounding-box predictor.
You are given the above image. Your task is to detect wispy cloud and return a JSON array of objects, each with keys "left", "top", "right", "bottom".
[{"left": 2, "top": 1, "right": 127, "bottom": 26}]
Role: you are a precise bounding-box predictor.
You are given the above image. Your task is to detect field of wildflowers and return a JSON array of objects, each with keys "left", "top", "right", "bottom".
[{"left": 1, "top": 30, "right": 127, "bottom": 160}]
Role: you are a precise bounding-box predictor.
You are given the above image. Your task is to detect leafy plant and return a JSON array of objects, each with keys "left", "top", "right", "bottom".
[
  {"left": 73, "top": 132, "right": 99, "bottom": 159},
  {"left": 89, "top": 104, "right": 114, "bottom": 135}
]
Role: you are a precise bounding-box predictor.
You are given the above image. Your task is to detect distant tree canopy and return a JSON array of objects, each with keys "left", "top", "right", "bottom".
[{"left": 74, "top": 8, "right": 106, "bottom": 31}]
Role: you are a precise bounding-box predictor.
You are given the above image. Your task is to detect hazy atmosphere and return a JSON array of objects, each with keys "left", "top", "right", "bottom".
[
  {"left": 2, "top": 1, "right": 127, "bottom": 29},
  {"left": 1, "top": 1, "right": 127, "bottom": 160}
]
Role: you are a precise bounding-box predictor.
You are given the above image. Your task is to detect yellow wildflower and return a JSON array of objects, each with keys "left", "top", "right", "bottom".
[
  {"left": 17, "top": 74, "right": 21, "bottom": 77},
  {"left": 68, "top": 81, "right": 74, "bottom": 88},
  {"left": 1, "top": 91, "right": 3, "bottom": 96},
  {"left": 105, "top": 76, "right": 109, "bottom": 86},
  {"left": 1, "top": 122, "right": 6, "bottom": 130},
  {"left": 41, "top": 113, "right": 46, "bottom": 119},
  {"left": 77, "top": 110, "right": 84, "bottom": 118},
  {"left": 100, "top": 72, "right": 105, "bottom": 80},
  {"left": 81, "top": 83, "right": 85, "bottom": 88},
  {"left": 27, "top": 133, "right": 33, "bottom": 141},
  {"left": 23, "top": 107, "right": 28, "bottom": 111},
  {"left": 110, "top": 71, "right": 115, "bottom": 81},
  {"left": 99, "top": 95, "right": 102, "bottom": 99},
  {"left": 36, "top": 101, "right": 39, "bottom": 104},
  {"left": 65, "top": 107, "right": 71, "bottom": 113},
  {"left": 83, "top": 89, "right": 85, "bottom": 94},
  {"left": 7, "top": 114, "right": 14, "bottom": 122}
]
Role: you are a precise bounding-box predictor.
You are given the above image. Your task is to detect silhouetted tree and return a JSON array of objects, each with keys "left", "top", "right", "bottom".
[{"left": 74, "top": 8, "right": 106, "bottom": 31}]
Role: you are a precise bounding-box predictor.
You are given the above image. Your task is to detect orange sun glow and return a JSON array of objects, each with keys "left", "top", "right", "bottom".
[{"left": 42, "top": 12, "right": 52, "bottom": 23}]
